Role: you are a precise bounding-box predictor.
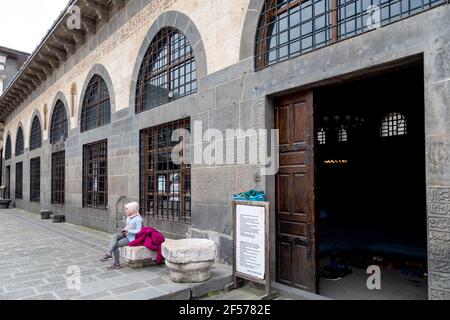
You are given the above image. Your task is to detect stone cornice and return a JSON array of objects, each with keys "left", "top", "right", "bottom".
[{"left": 0, "top": 0, "right": 125, "bottom": 122}]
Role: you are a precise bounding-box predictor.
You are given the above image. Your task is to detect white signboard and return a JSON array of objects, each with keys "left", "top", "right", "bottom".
[{"left": 236, "top": 204, "right": 266, "bottom": 280}]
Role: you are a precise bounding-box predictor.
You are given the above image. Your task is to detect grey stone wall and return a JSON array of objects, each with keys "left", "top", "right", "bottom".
[
  {"left": 425, "top": 37, "right": 450, "bottom": 299},
  {"left": 236, "top": 3, "right": 450, "bottom": 299},
  {"left": 3, "top": 57, "right": 19, "bottom": 88}
]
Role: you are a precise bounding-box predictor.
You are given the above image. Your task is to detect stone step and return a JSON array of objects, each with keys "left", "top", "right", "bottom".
[{"left": 154, "top": 265, "right": 233, "bottom": 300}]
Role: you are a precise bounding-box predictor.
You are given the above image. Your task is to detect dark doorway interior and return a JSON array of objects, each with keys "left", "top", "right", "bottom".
[{"left": 314, "top": 63, "right": 428, "bottom": 300}]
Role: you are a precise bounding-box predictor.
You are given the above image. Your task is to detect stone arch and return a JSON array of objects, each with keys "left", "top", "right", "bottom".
[
  {"left": 239, "top": 0, "right": 265, "bottom": 64},
  {"left": 28, "top": 109, "right": 44, "bottom": 149},
  {"left": 129, "top": 10, "right": 207, "bottom": 109},
  {"left": 78, "top": 64, "right": 115, "bottom": 129}
]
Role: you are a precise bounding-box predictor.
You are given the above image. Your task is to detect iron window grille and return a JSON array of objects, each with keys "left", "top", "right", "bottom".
[
  {"left": 30, "top": 157, "right": 41, "bottom": 203},
  {"left": 5, "top": 165, "right": 10, "bottom": 199},
  {"left": 318, "top": 128, "right": 326, "bottom": 144},
  {"left": 136, "top": 27, "right": 197, "bottom": 113},
  {"left": 83, "top": 140, "right": 108, "bottom": 210},
  {"left": 380, "top": 112, "right": 407, "bottom": 137},
  {"left": 338, "top": 127, "right": 348, "bottom": 142},
  {"left": 15, "top": 127, "right": 24, "bottom": 156},
  {"left": 51, "top": 151, "right": 65, "bottom": 205},
  {"left": 255, "top": 0, "right": 444, "bottom": 70},
  {"left": 140, "top": 118, "right": 191, "bottom": 223},
  {"left": 5, "top": 136, "right": 11, "bottom": 160},
  {"left": 15, "top": 162, "right": 23, "bottom": 199},
  {"left": 30, "top": 116, "right": 43, "bottom": 151},
  {"left": 50, "top": 100, "right": 68, "bottom": 144},
  {"left": 81, "top": 75, "right": 112, "bottom": 133}
]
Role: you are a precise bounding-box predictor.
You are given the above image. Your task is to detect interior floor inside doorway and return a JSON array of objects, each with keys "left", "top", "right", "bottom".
[
  {"left": 315, "top": 63, "right": 428, "bottom": 300},
  {"left": 319, "top": 250, "right": 428, "bottom": 300}
]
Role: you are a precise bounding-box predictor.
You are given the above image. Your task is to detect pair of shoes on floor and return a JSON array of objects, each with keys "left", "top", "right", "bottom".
[
  {"left": 101, "top": 254, "right": 123, "bottom": 270},
  {"left": 321, "top": 268, "right": 352, "bottom": 281},
  {"left": 321, "top": 262, "right": 352, "bottom": 281}
]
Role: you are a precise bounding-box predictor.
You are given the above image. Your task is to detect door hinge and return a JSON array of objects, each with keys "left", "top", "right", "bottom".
[{"left": 294, "top": 237, "right": 309, "bottom": 246}]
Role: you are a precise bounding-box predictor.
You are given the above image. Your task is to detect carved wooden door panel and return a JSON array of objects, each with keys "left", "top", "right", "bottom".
[{"left": 275, "top": 91, "right": 317, "bottom": 292}]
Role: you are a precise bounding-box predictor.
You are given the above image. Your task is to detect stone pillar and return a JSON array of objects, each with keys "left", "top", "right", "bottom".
[{"left": 424, "top": 43, "right": 450, "bottom": 300}]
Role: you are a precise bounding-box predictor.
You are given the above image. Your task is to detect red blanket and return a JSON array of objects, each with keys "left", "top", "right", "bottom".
[{"left": 128, "top": 227, "right": 166, "bottom": 264}]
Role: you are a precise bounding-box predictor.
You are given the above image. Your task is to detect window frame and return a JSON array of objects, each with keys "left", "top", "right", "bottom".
[
  {"left": 5, "top": 165, "right": 11, "bottom": 199},
  {"left": 81, "top": 75, "right": 112, "bottom": 133},
  {"left": 255, "top": 0, "right": 444, "bottom": 70},
  {"left": 15, "top": 127, "right": 24, "bottom": 156},
  {"left": 380, "top": 112, "right": 407, "bottom": 138},
  {"left": 135, "top": 27, "right": 197, "bottom": 113},
  {"left": 318, "top": 128, "right": 326, "bottom": 145},
  {"left": 15, "top": 162, "right": 23, "bottom": 200},
  {"left": 82, "top": 140, "right": 108, "bottom": 210},
  {"left": 30, "top": 157, "right": 41, "bottom": 203},
  {"left": 338, "top": 126, "right": 348, "bottom": 142},
  {"left": 50, "top": 100, "right": 69, "bottom": 144},
  {"left": 51, "top": 151, "right": 65, "bottom": 205},
  {"left": 139, "top": 118, "right": 192, "bottom": 224},
  {"left": 5, "top": 135, "right": 12, "bottom": 160},
  {"left": 30, "top": 116, "right": 43, "bottom": 151}
]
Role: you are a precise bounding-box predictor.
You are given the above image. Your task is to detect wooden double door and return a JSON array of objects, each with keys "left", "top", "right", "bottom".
[{"left": 275, "top": 91, "right": 317, "bottom": 293}]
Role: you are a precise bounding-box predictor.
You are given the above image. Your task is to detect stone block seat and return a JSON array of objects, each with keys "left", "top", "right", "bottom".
[
  {"left": 52, "top": 214, "right": 65, "bottom": 223},
  {"left": 162, "top": 239, "right": 218, "bottom": 283},
  {"left": 120, "top": 246, "right": 158, "bottom": 269},
  {"left": 0, "top": 199, "right": 10, "bottom": 209},
  {"left": 40, "top": 210, "right": 52, "bottom": 220}
]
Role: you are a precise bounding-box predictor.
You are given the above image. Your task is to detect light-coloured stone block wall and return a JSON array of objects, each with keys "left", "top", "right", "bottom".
[{"left": 2, "top": 0, "right": 250, "bottom": 150}]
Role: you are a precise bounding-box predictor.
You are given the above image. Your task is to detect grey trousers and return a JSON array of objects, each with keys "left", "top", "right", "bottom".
[{"left": 107, "top": 233, "right": 130, "bottom": 265}]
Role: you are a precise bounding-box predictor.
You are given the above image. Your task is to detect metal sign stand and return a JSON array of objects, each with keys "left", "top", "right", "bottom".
[{"left": 226, "top": 200, "right": 278, "bottom": 300}]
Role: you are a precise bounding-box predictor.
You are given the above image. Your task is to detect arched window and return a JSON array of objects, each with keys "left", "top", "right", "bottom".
[
  {"left": 136, "top": 27, "right": 197, "bottom": 113},
  {"left": 255, "top": 0, "right": 442, "bottom": 70},
  {"left": 30, "top": 116, "right": 43, "bottom": 151},
  {"left": 5, "top": 135, "right": 12, "bottom": 160},
  {"left": 81, "top": 75, "right": 111, "bottom": 132},
  {"left": 256, "top": 0, "right": 332, "bottom": 70},
  {"left": 50, "top": 100, "right": 69, "bottom": 144},
  {"left": 15, "top": 127, "right": 24, "bottom": 156},
  {"left": 338, "top": 127, "right": 348, "bottom": 142},
  {"left": 380, "top": 112, "right": 407, "bottom": 137},
  {"left": 318, "top": 128, "right": 326, "bottom": 145}
]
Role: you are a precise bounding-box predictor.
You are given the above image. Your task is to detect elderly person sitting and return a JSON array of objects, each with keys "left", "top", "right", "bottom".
[{"left": 100, "top": 202, "right": 143, "bottom": 269}]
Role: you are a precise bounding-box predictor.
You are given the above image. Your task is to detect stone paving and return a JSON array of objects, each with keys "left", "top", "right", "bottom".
[
  {"left": 0, "top": 208, "right": 231, "bottom": 300},
  {"left": 202, "top": 285, "right": 295, "bottom": 300}
]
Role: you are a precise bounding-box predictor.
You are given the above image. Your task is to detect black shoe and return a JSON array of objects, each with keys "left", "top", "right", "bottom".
[{"left": 100, "top": 254, "right": 112, "bottom": 262}]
